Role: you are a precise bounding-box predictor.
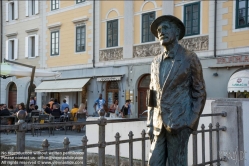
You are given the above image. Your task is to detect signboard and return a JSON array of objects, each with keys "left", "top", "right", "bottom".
[
  {"left": 228, "top": 77, "right": 249, "bottom": 92},
  {"left": 97, "top": 76, "right": 121, "bottom": 82},
  {"left": 228, "top": 78, "right": 248, "bottom": 87}
]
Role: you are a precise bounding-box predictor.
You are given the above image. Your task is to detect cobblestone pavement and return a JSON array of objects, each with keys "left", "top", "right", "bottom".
[{"left": 0, "top": 129, "right": 85, "bottom": 150}]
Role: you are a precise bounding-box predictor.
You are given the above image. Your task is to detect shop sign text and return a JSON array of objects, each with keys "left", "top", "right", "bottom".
[
  {"left": 97, "top": 77, "right": 121, "bottom": 82},
  {"left": 217, "top": 55, "right": 249, "bottom": 64}
]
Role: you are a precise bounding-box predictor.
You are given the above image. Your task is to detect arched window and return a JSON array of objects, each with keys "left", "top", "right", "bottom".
[
  {"left": 138, "top": 74, "right": 150, "bottom": 117},
  {"left": 8, "top": 82, "right": 17, "bottom": 108},
  {"left": 106, "top": 81, "right": 119, "bottom": 107}
]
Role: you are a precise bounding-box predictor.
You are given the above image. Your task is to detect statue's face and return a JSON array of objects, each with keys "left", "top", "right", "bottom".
[{"left": 157, "top": 21, "right": 178, "bottom": 46}]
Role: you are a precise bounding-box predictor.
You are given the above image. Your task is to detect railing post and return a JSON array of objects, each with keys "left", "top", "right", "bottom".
[
  {"left": 216, "top": 123, "right": 220, "bottom": 166},
  {"left": 141, "top": 130, "right": 146, "bottom": 166},
  {"left": 41, "top": 139, "right": 50, "bottom": 165},
  {"left": 192, "top": 130, "right": 198, "bottom": 166},
  {"left": 98, "top": 109, "right": 107, "bottom": 166},
  {"left": 128, "top": 131, "right": 134, "bottom": 166},
  {"left": 82, "top": 136, "right": 88, "bottom": 166},
  {"left": 115, "top": 132, "right": 120, "bottom": 166},
  {"left": 209, "top": 123, "right": 213, "bottom": 166},
  {"left": 201, "top": 124, "right": 205, "bottom": 165},
  {"left": 63, "top": 137, "right": 70, "bottom": 166}
]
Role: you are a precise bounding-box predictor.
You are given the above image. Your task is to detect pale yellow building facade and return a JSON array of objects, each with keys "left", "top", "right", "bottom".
[{"left": 1, "top": 0, "right": 249, "bottom": 116}]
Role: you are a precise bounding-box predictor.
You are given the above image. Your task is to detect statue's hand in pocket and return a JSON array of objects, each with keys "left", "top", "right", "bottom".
[{"left": 147, "top": 127, "right": 154, "bottom": 144}]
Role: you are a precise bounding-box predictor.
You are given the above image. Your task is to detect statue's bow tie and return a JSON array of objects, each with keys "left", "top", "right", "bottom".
[{"left": 163, "top": 51, "right": 174, "bottom": 59}]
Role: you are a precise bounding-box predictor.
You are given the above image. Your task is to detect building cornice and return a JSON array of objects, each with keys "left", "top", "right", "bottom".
[
  {"left": 6, "top": 32, "right": 18, "bottom": 37},
  {"left": 47, "top": 22, "right": 62, "bottom": 30},
  {"left": 25, "top": 28, "right": 39, "bottom": 33},
  {"left": 72, "top": 17, "right": 89, "bottom": 24}
]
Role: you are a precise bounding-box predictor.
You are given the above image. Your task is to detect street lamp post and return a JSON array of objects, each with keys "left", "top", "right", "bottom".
[{"left": 3, "top": 58, "right": 36, "bottom": 111}]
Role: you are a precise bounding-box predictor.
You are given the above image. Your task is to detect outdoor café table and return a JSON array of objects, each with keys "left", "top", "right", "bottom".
[
  {"left": 0, "top": 115, "right": 17, "bottom": 124},
  {"left": 31, "top": 115, "right": 55, "bottom": 136}
]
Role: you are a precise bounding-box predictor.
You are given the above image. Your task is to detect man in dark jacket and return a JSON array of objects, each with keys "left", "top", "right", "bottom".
[{"left": 0, "top": 105, "right": 11, "bottom": 116}]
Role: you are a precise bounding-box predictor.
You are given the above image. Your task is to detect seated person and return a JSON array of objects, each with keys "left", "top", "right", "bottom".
[
  {"left": 28, "top": 104, "right": 35, "bottom": 113},
  {"left": 8, "top": 105, "right": 14, "bottom": 114},
  {"left": 0, "top": 105, "right": 11, "bottom": 116},
  {"left": 51, "top": 104, "right": 61, "bottom": 117},
  {"left": 70, "top": 104, "right": 79, "bottom": 121},
  {"left": 31, "top": 105, "right": 40, "bottom": 116},
  {"left": 43, "top": 104, "right": 52, "bottom": 114},
  {"left": 60, "top": 107, "right": 70, "bottom": 122}
]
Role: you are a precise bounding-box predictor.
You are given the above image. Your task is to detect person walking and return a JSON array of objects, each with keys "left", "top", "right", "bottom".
[
  {"left": 93, "top": 94, "right": 106, "bottom": 112},
  {"left": 127, "top": 99, "right": 132, "bottom": 118},
  {"left": 109, "top": 99, "right": 119, "bottom": 118},
  {"left": 121, "top": 100, "right": 129, "bottom": 118}
]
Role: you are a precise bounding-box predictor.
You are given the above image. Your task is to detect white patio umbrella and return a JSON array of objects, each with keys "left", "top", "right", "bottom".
[{"left": 0, "top": 63, "right": 60, "bottom": 78}]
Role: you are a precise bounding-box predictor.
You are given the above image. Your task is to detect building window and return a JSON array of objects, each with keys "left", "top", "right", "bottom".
[
  {"left": 76, "top": 0, "right": 85, "bottom": 4},
  {"left": 10, "top": 2, "right": 14, "bottom": 20},
  {"left": 26, "top": 0, "right": 39, "bottom": 16},
  {"left": 25, "top": 35, "right": 39, "bottom": 58},
  {"left": 51, "top": 31, "right": 59, "bottom": 56},
  {"left": 10, "top": 40, "right": 15, "bottom": 59},
  {"left": 142, "top": 11, "right": 155, "bottom": 43},
  {"left": 30, "top": 36, "right": 35, "bottom": 57},
  {"left": 51, "top": 0, "right": 59, "bottom": 10},
  {"left": 6, "top": 39, "right": 18, "bottom": 60},
  {"left": 107, "top": 19, "right": 118, "bottom": 47},
  {"left": 76, "top": 25, "right": 86, "bottom": 52},
  {"left": 31, "top": 0, "right": 35, "bottom": 15},
  {"left": 236, "top": 0, "right": 249, "bottom": 29},
  {"left": 184, "top": 2, "right": 200, "bottom": 36},
  {"left": 6, "top": 1, "right": 18, "bottom": 21}
]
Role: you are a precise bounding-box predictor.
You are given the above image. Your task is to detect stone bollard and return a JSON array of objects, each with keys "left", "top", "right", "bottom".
[
  {"left": 15, "top": 110, "right": 27, "bottom": 153},
  {"left": 63, "top": 137, "right": 70, "bottom": 166},
  {"left": 41, "top": 139, "right": 50, "bottom": 166}
]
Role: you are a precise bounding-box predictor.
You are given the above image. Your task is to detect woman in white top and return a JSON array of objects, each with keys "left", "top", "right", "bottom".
[{"left": 109, "top": 99, "right": 120, "bottom": 118}]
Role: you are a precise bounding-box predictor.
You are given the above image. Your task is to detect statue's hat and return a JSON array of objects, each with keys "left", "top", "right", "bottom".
[{"left": 150, "top": 15, "right": 185, "bottom": 40}]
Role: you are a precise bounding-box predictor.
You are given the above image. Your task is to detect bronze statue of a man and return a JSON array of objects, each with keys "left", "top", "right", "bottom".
[{"left": 147, "top": 15, "right": 206, "bottom": 166}]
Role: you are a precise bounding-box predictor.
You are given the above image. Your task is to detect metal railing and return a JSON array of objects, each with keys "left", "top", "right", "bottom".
[
  {"left": 192, "top": 111, "right": 227, "bottom": 166},
  {"left": 0, "top": 111, "right": 227, "bottom": 166}
]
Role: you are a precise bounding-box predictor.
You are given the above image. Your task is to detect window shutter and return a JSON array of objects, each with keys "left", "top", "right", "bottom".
[
  {"left": 35, "top": 35, "right": 39, "bottom": 57},
  {"left": 25, "top": 37, "right": 29, "bottom": 58},
  {"left": 14, "top": 0, "right": 18, "bottom": 20},
  {"left": 25, "top": 0, "right": 29, "bottom": 16},
  {"left": 14, "top": 39, "right": 18, "bottom": 60},
  {"left": 6, "top": 3, "right": 9, "bottom": 22},
  {"left": 5, "top": 40, "right": 9, "bottom": 60},
  {"left": 35, "top": 0, "right": 39, "bottom": 14}
]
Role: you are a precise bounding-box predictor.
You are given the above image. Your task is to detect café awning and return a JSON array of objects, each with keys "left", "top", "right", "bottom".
[
  {"left": 35, "top": 78, "right": 90, "bottom": 92},
  {"left": 227, "top": 70, "right": 249, "bottom": 92},
  {"left": 0, "top": 63, "right": 60, "bottom": 78}
]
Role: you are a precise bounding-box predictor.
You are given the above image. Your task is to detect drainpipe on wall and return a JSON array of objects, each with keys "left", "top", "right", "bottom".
[
  {"left": 214, "top": 0, "right": 217, "bottom": 57},
  {"left": 92, "top": 0, "right": 95, "bottom": 68},
  {"left": 0, "top": 0, "right": 3, "bottom": 63}
]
